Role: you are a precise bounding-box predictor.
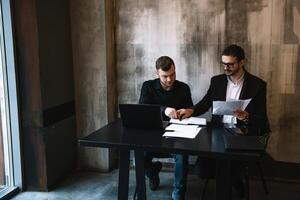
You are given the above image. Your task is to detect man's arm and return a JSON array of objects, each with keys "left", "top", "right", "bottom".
[
  {"left": 244, "top": 82, "right": 270, "bottom": 133},
  {"left": 139, "top": 81, "right": 178, "bottom": 119},
  {"left": 176, "top": 85, "right": 194, "bottom": 119},
  {"left": 139, "top": 82, "right": 151, "bottom": 104},
  {"left": 178, "top": 82, "right": 212, "bottom": 119},
  {"left": 192, "top": 84, "right": 212, "bottom": 116},
  {"left": 183, "top": 86, "right": 193, "bottom": 108}
]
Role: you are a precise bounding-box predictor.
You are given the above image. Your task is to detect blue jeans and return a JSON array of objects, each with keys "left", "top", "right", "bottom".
[{"left": 144, "top": 152, "right": 188, "bottom": 200}]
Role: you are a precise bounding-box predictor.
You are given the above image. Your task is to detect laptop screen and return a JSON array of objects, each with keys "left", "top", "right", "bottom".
[{"left": 119, "top": 104, "right": 164, "bottom": 130}]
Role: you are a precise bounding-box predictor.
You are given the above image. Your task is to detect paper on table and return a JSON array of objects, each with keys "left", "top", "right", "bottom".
[
  {"left": 212, "top": 99, "right": 251, "bottom": 115},
  {"left": 165, "top": 124, "right": 198, "bottom": 132},
  {"left": 170, "top": 118, "right": 189, "bottom": 125},
  {"left": 187, "top": 117, "right": 207, "bottom": 125},
  {"left": 170, "top": 117, "right": 207, "bottom": 125},
  {"left": 163, "top": 127, "right": 202, "bottom": 139}
]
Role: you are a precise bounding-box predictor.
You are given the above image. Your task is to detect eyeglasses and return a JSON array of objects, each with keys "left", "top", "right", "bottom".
[{"left": 220, "top": 61, "right": 238, "bottom": 68}]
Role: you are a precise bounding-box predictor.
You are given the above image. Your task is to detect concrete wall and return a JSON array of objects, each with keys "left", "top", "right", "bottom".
[
  {"left": 71, "top": 0, "right": 300, "bottom": 164},
  {"left": 115, "top": 0, "right": 300, "bottom": 163},
  {"left": 71, "top": 0, "right": 117, "bottom": 171}
]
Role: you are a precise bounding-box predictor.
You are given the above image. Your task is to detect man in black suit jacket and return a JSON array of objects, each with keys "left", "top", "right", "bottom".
[
  {"left": 178, "top": 44, "right": 270, "bottom": 198},
  {"left": 178, "top": 44, "right": 270, "bottom": 134}
]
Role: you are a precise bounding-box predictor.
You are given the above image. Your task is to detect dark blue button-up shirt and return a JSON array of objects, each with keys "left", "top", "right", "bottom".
[{"left": 139, "top": 79, "right": 193, "bottom": 120}]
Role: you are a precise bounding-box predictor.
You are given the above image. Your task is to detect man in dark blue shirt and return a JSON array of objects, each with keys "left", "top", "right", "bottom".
[{"left": 139, "top": 56, "right": 193, "bottom": 200}]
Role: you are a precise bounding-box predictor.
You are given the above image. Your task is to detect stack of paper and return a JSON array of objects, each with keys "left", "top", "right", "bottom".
[
  {"left": 170, "top": 117, "right": 206, "bottom": 125},
  {"left": 163, "top": 124, "right": 201, "bottom": 139}
]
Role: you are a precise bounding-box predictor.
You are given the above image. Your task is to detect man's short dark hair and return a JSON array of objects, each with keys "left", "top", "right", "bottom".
[
  {"left": 156, "top": 56, "right": 174, "bottom": 71},
  {"left": 222, "top": 44, "right": 245, "bottom": 62}
]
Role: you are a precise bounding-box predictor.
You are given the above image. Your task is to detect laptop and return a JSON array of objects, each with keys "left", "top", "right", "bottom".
[{"left": 119, "top": 104, "right": 167, "bottom": 130}]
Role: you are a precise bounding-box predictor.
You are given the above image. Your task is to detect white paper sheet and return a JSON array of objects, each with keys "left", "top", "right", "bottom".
[
  {"left": 186, "top": 117, "right": 207, "bottom": 125},
  {"left": 169, "top": 118, "right": 189, "bottom": 125},
  {"left": 163, "top": 127, "right": 202, "bottom": 139},
  {"left": 212, "top": 99, "right": 251, "bottom": 115},
  {"left": 170, "top": 117, "right": 207, "bottom": 125},
  {"left": 165, "top": 124, "right": 198, "bottom": 132}
]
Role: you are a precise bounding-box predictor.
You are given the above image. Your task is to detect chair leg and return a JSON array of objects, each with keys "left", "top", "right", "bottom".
[
  {"left": 257, "top": 162, "right": 268, "bottom": 195},
  {"left": 201, "top": 179, "right": 209, "bottom": 200},
  {"left": 245, "top": 166, "right": 250, "bottom": 200},
  {"left": 133, "top": 186, "right": 137, "bottom": 200}
]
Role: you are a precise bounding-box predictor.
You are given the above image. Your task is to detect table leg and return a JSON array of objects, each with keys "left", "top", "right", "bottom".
[
  {"left": 118, "top": 149, "right": 130, "bottom": 200},
  {"left": 134, "top": 150, "right": 147, "bottom": 200},
  {"left": 216, "top": 159, "right": 231, "bottom": 200}
]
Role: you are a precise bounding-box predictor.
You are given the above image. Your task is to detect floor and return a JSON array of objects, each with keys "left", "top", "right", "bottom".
[{"left": 11, "top": 169, "right": 300, "bottom": 200}]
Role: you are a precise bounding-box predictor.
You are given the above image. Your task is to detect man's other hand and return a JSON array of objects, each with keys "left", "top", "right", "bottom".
[
  {"left": 233, "top": 109, "right": 249, "bottom": 122},
  {"left": 177, "top": 109, "right": 194, "bottom": 119},
  {"left": 165, "top": 107, "right": 179, "bottom": 119}
]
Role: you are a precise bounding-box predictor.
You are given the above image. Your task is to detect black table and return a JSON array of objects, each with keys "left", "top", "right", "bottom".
[{"left": 79, "top": 119, "right": 263, "bottom": 200}]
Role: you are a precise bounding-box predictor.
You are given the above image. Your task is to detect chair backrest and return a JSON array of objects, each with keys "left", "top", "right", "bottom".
[{"left": 258, "top": 130, "right": 271, "bottom": 151}]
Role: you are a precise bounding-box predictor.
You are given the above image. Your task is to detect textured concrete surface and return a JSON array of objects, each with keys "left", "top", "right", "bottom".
[
  {"left": 70, "top": 0, "right": 300, "bottom": 168},
  {"left": 115, "top": 0, "right": 300, "bottom": 164},
  {"left": 71, "top": 0, "right": 112, "bottom": 171},
  {"left": 11, "top": 169, "right": 300, "bottom": 200}
]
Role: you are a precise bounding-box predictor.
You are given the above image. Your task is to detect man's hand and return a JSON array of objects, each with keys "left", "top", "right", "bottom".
[
  {"left": 233, "top": 109, "right": 249, "bottom": 122},
  {"left": 165, "top": 107, "right": 179, "bottom": 119},
  {"left": 177, "top": 108, "right": 194, "bottom": 120}
]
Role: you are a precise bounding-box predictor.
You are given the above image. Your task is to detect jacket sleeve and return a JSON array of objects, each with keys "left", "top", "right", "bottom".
[
  {"left": 183, "top": 85, "right": 193, "bottom": 108},
  {"left": 244, "top": 82, "right": 270, "bottom": 134},
  {"left": 192, "top": 81, "right": 213, "bottom": 116}
]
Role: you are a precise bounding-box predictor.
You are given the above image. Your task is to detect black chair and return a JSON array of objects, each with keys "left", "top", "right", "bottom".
[
  {"left": 193, "top": 158, "right": 216, "bottom": 200},
  {"left": 244, "top": 132, "right": 270, "bottom": 200},
  {"left": 195, "top": 159, "right": 249, "bottom": 199},
  {"left": 198, "top": 132, "right": 270, "bottom": 200}
]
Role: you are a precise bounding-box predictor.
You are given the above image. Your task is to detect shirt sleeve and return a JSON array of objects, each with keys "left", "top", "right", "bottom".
[
  {"left": 139, "top": 81, "right": 168, "bottom": 119},
  {"left": 138, "top": 82, "right": 151, "bottom": 104}
]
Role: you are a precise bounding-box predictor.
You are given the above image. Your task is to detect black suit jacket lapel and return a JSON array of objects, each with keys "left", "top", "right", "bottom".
[
  {"left": 239, "top": 71, "right": 249, "bottom": 99},
  {"left": 219, "top": 75, "right": 227, "bottom": 101}
]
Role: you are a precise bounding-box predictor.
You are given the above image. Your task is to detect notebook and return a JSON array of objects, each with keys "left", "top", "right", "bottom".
[{"left": 119, "top": 104, "right": 167, "bottom": 130}]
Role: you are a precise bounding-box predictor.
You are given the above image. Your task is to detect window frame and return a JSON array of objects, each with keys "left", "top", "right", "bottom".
[{"left": 0, "top": 0, "right": 22, "bottom": 198}]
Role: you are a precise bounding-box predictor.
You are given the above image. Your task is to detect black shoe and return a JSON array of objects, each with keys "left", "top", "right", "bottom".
[{"left": 148, "top": 162, "right": 162, "bottom": 191}]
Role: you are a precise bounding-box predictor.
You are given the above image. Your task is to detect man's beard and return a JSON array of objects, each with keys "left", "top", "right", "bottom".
[
  {"left": 161, "top": 81, "right": 174, "bottom": 90},
  {"left": 224, "top": 69, "right": 237, "bottom": 76}
]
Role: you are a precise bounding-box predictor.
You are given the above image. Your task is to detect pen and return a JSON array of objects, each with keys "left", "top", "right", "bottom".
[{"left": 179, "top": 115, "right": 183, "bottom": 121}]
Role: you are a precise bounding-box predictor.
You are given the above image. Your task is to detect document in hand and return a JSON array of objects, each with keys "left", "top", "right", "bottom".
[
  {"left": 212, "top": 99, "right": 251, "bottom": 115},
  {"left": 169, "top": 117, "right": 207, "bottom": 125},
  {"left": 163, "top": 124, "right": 201, "bottom": 139}
]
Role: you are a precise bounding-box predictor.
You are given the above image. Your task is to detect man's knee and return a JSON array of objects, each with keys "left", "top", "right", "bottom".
[{"left": 173, "top": 154, "right": 188, "bottom": 164}]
